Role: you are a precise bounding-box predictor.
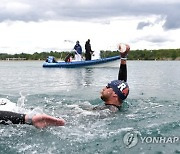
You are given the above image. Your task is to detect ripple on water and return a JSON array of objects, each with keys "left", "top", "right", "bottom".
[{"left": 0, "top": 94, "right": 179, "bottom": 153}]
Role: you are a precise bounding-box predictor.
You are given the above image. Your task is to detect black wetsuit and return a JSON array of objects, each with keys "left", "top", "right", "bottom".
[
  {"left": 118, "top": 64, "right": 127, "bottom": 82},
  {"left": 92, "top": 104, "right": 121, "bottom": 112},
  {"left": 0, "top": 111, "right": 25, "bottom": 125}
]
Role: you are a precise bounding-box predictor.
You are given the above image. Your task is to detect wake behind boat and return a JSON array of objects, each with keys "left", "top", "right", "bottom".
[{"left": 42, "top": 56, "right": 120, "bottom": 68}]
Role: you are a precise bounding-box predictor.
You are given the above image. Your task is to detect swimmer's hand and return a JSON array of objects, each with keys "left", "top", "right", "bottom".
[{"left": 25, "top": 114, "right": 65, "bottom": 129}]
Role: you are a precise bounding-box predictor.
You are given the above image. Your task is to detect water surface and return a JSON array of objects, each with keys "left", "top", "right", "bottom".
[{"left": 0, "top": 60, "right": 180, "bottom": 154}]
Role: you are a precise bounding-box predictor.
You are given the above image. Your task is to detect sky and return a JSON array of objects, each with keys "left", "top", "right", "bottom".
[{"left": 0, "top": 0, "right": 180, "bottom": 54}]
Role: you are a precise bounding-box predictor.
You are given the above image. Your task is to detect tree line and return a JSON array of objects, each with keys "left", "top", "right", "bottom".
[
  {"left": 0, "top": 49, "right": 180, "bottom": 60},
  {"left": 100, "top": 49, "right": 180, "bottom": 60}
]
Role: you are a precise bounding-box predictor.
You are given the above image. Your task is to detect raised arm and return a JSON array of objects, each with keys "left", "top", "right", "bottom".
[{"left": 118, "top": 44, "right": 130, "bottom": 82}]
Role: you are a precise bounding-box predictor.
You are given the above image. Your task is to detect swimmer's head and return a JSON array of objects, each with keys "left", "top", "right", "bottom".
[{"left": 107, "top": 80, "right": 129, "bottom": 100}]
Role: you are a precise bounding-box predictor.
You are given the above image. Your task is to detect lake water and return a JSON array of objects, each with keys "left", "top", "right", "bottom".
[{"left": 0, "top": 60, "right": 180, "bottom": 154}]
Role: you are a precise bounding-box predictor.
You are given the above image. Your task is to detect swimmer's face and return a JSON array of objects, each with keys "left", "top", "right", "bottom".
[{"left": 100, "top": 86, "right": 114, "bottom": 102}]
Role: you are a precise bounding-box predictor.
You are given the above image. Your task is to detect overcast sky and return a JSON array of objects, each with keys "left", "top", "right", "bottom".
[{"left": 0, "top": 0, "right": 180, "bottom": 54}]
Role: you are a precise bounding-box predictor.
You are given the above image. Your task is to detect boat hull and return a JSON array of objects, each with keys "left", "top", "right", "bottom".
[{"left": 43, "top": 56, "right": 120, "bottom": 68}]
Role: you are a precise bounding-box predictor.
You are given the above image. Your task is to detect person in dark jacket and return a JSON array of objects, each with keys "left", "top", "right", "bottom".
[
  {"left": 74, "top": 41, "right": 82, "bottom": 61},
  {"left": 85, "top": 39, "right": 94, "bottom": 61}
]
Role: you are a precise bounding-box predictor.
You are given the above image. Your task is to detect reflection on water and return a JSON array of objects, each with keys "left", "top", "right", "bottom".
[{"left": 83, "top": 68, "right": 94, "bottom": 86}]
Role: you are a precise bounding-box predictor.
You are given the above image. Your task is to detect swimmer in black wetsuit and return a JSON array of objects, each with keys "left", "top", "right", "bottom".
[
  {"left": 0, "top": 111, "right": 65, "bottom": 128},
  {"left": 93, "top": 43, "right": 130, "bottom": 112}
]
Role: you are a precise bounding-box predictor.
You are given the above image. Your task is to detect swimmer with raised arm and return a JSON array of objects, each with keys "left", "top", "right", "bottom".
[{"left": 93, "top": 43, "right": 130, "bottom": 112}]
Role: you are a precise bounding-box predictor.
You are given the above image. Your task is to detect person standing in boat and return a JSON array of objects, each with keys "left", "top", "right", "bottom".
[
  {"left": 85, "top": 39, "right": 94, "bottom": 61},
  {"left": 74, "top": 41, "right": 82, "bottom": 61}
]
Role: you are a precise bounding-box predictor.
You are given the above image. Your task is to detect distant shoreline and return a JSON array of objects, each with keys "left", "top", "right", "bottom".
[
  {"left": 0, "top": 58, "right": 179, "bottom": 61},
  {"left": 1, "top": 49, "right": 180, "bottom": 61}
]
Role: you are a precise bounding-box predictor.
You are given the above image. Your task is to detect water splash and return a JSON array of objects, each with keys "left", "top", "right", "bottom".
[{"left": 17, "top": 92, "right": 26, "bottom": 108}]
